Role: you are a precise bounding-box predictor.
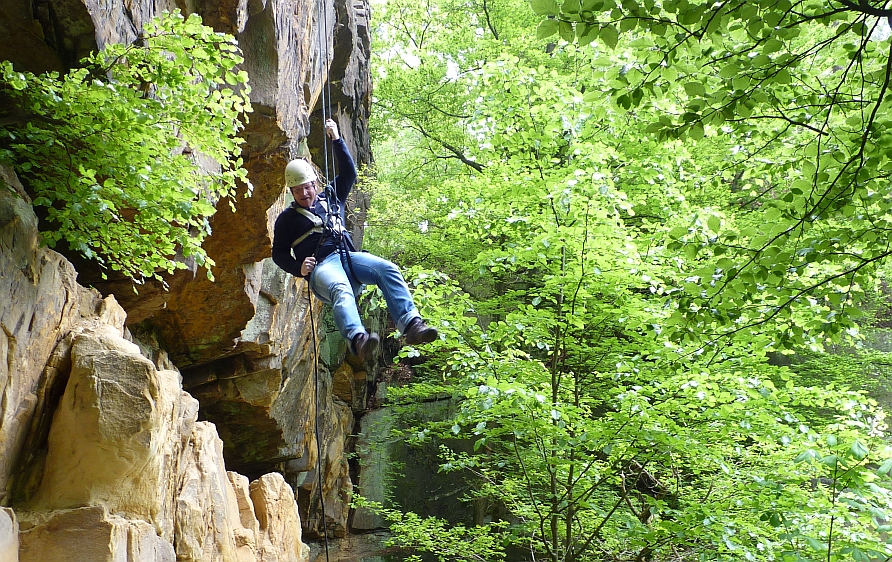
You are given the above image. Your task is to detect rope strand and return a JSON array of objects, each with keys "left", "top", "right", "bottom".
[
  {"left": 309, "top": 1, "right": 366, "bottom": 559},
  {"left": 312, "top": 1, "right": 334, "bottom": 559},
  {"left": 317, "top": 0, "right": 362, "bottom": 300},
  {"left": 308, "top": 288, "right": 331, "bottom": 562}
]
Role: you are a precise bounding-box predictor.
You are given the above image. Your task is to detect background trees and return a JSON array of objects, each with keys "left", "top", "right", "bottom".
[{"left": 364, "top": 0, "right": 892, "bottom": 560}]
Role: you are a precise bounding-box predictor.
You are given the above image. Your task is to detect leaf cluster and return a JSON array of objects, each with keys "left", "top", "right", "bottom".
[{"left": 0, "top": 12, "right": 252, "bottom": 280}]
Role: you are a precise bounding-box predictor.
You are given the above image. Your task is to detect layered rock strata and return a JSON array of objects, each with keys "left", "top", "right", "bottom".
[{"left": 2, "top": 173, "right": 310, "bottom": 560}]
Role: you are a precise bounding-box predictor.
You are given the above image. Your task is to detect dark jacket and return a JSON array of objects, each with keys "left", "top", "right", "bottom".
[{"left": 271, "top": 138, "right": 357, "bottom": 278}]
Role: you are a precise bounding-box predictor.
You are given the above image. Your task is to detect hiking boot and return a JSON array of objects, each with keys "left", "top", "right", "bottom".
[
  {"left": 352, "top": 332, "right": 380, "bottom": 362},
  {"left": 404, "top": 318, "right": 438, "bottom": 345}
]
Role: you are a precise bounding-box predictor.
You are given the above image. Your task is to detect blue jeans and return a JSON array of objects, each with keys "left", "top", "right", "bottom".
[{"left": 309, "top": 250, "right": 421, "bottom": 345}]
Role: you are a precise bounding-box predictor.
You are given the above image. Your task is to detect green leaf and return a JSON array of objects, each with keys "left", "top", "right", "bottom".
[
  {"left": 530, "top": 0, "right": 560, "bottom": 15},
  {"left": 794, "top": 450, "right": 815, "bottom": 463},
  {"left": 559, "top": 21, "right": 575, "bottom": 42},
  {"left": 806, "top": 537, "right": 827, "bottom": 553},
  {"left": 684, "top": 81, "right": 706, "bottom": 97},
  {"left": 599, "top": 24, "right": 619, "bottom": 49},
  {"left": 850, "top": 440, "right": 869, "bottom": 460},
  {"left": 763, "top": 38, "right": 784, "bottom": 54},
  {"left": 578, "top": 23, "right": 599, "bottom": 46},
  {"left": 537, "top": 19, "right": 560, "bottom": 39}
]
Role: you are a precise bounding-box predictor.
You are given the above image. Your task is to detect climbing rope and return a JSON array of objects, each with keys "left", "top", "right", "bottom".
[
  {"left": 308, "top": 0, "right": 339, "bottom": 559},
  {"left": 307, "top": 288, "right": 331, "bottom": 562},
  {"left": 314, "top": 0, "right": 363, "bottom": 288}
]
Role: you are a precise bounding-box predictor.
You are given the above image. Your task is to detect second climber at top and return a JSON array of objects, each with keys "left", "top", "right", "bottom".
[{"left": 271, "top": 118, "right": 438, "bottom": 361}]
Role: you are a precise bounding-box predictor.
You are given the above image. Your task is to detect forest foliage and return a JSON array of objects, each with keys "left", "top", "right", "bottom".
[
  {"left": 0, "top": 12, "right": 251, "bottom": 281},
  {"left": 363, "top": 0, "right": 892, "bottom": 560}
]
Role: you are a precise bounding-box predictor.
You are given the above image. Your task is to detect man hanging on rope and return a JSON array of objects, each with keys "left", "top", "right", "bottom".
[{"left": 272, "top": 119, "right": 438, "bottom": 361}]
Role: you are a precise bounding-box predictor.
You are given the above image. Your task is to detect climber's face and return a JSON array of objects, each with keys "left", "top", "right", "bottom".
[{"left": 290, "top": 181, "right": 317, "bottom": 209}]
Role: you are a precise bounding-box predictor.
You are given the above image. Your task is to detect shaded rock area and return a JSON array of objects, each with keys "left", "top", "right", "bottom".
[
  {"left": 353, "top": 386, "right": 475, "bottom": 530},
  {"left": 0, "top": 0, "right": 392, "bottom": 558},
  {"left": 0, "top": 167, "right": 96, "bottom": 508},
  {"left": 307, "top": 532, "right": 393, "bottom": 562}
]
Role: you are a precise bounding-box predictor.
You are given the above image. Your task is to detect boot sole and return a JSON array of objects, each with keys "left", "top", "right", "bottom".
[
  {"left": 357, "top": 333, "right": 380, "bottom": 362},
  {"left": 405, "top": 329, "right": 438, "bottom": 345}
]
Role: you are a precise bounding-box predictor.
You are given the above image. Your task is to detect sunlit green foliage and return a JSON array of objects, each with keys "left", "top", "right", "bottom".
[
  {"left": 530, "top": 0, "right": 892, "bottom": 349},
  {"left": 366, "top": 0, "right": 892, "bottom": 559},
  {"left": 0, "top": 12, "right": 252, "bottom": 280},
  {"left": 354, "top": 496, "right": 509, "bottom": 561}
]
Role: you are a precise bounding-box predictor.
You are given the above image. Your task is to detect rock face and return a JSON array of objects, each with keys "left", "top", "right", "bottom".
[
  {"left": 0, "top": 508, "right": 18, "bottom": 562},
  {"left": 0, "top": 167, "right": 98, "bottom": 507},
  {"left": 19, "top": 507, "right": 177, "bottom": 562},
  {"left": 1, "top": 172, "right": 310, "bottom": 560},
  {"left": 1, "top": 0, "right": 378, "bottom": 556}
]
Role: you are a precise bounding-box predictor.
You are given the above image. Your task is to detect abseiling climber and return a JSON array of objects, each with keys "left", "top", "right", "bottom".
[{"left": 271, "top": 119, "right": 438, "bottom": 361}]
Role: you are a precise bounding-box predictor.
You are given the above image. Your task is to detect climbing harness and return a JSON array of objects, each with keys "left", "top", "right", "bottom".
[
  {"left": 290, "top": 207, "right": 324, "bottom": 249},
  {"left": 290, "top": 197, "right": 351, "bottom": 250}
]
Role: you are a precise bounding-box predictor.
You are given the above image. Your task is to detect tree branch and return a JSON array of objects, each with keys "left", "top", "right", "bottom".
[
  {"left": 836, "top": 0, "right": 892, "bottom": 17},
  {"left": 414, "top": 123, "right": 485, "bottom": 172}
]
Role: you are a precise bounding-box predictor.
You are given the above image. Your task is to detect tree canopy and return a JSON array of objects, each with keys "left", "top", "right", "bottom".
[
  {"left": 529, "top": 0, "right": 892, "bottom": 349},
  {"left": 362, "top": 0, "right": 892, "bottom": 560},
  {"left": 0, "top": 12, "right": 252, "bottom": 281}
]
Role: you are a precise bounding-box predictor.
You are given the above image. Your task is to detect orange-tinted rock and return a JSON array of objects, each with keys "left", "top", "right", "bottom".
[{"left": 0, "top": 0, "right": 375, "bottom": 545}]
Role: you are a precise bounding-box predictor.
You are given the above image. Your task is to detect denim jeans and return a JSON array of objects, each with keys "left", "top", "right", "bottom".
[{"left": 309, "top": 250, "right": 421, "bottom": 345}]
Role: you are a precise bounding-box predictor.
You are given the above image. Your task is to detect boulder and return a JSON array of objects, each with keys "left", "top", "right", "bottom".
[
  {"left": 25, "top": 329, "right": 189, "bottom": 540},
  {"left": 0, "top": 169, "right": 103, "bottom": 505},
  {"left": 174, "top": 422, "right": 256, "bottom": 562},
  {"left": 0, "top": 507, "right": 17, "bottom": 562},
  {"left": 251, "top": 472, "right": 310, "bottom": 562},
  {"left": 18, "top": 506, "right": 175, "bottom": 562}
]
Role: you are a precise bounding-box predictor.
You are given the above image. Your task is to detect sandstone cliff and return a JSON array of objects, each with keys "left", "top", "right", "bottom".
[
  {"left": 1, "top": 0, "right": 378, "bottom": 559},
  {"left": 1, "top": 169, "right": 312, "bottom": 561}
]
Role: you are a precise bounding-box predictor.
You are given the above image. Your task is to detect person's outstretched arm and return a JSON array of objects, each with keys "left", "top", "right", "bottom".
[{"left": 326, "top": 119, "right": 357, "bottom": 202}]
